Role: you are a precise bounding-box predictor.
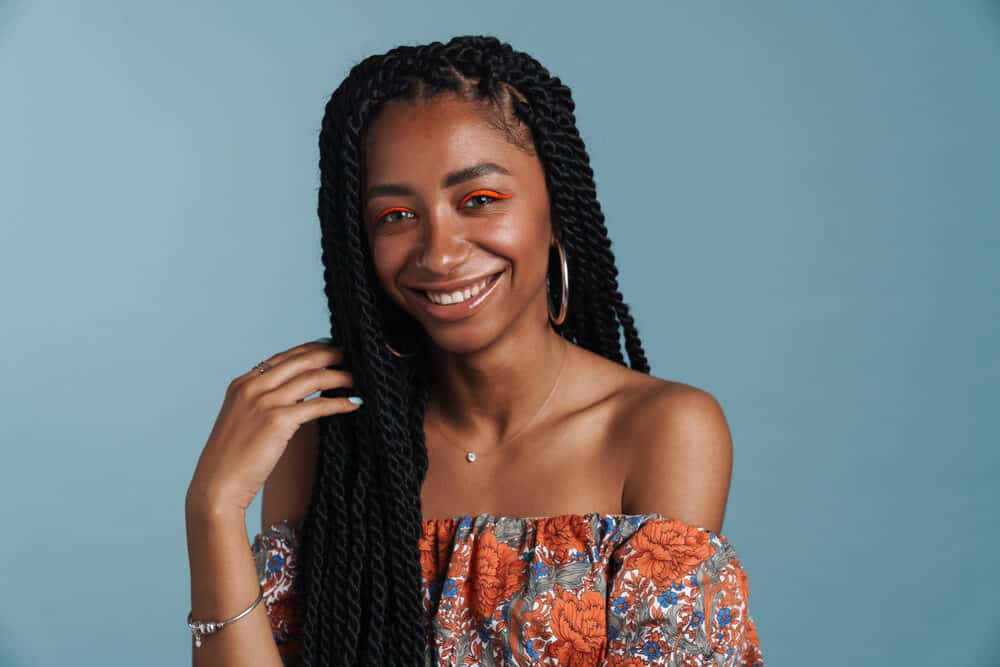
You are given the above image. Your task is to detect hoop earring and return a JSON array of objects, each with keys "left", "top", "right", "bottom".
[
  {"left": 385, "top": 340, "right": 417, "bottom": 359},
  {"left": 547, "top": 239, "right": 569, "bottom": 326}
]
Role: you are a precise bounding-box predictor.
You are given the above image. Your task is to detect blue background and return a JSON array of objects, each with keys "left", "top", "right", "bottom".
[{"left": 1, "top": 2, "right": 997, "bottom": 665}]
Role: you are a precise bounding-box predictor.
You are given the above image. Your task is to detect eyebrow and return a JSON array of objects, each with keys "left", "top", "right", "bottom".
[{"left": 364, "top": 162, "right": 512, "bottom": 205}]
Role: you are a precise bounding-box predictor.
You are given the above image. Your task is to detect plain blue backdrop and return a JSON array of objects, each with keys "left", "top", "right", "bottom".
[{"left": 1, "top": 1, "right": 997, "bottom": 665}]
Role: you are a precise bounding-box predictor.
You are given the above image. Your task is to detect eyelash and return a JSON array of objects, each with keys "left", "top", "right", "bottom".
[
  {"left": 459, "top": 189, "right": 513, "bottom": 209},
  {"left": 374, "top": 189, "right": 513, "bottom": 225}
]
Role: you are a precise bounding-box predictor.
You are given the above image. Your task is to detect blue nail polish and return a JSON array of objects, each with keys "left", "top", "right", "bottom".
[{"left": 348, "top": 396, "right": 364, "bottom": 405}]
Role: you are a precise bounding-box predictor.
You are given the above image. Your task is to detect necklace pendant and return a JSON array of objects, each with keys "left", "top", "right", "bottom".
[{"left": 466, "top": 451, "right": 477, "bottom": 462}]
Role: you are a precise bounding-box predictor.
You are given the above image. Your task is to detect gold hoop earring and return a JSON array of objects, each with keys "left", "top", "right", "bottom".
[{"left": 547, "top": 239, "right": 569, "bottom": 326}]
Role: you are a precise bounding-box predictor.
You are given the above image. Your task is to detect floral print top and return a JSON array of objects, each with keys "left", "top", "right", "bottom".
[{"left": 251, "top": 511, "right": 764, "bottom": 666}]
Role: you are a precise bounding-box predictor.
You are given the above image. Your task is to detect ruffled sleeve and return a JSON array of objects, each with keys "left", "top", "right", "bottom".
[
  {"left": 604, "top": 516, "right": 764, "bottom": 666},
  {"left": 250, "top": 519, "right": 304, "bottom": 666}
]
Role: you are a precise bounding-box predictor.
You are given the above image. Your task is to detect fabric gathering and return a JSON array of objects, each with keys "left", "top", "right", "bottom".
[{"left": 252, "top": 512, "right": 765, "bottom": 666}]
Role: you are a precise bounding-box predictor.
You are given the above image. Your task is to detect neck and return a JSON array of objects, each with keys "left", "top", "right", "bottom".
[{"left": 427, "top": 316, "right": 569, "bottom": 448}]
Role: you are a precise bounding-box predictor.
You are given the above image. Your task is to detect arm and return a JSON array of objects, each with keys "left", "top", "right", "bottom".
[
  {"left": 605, "top": 516, "right": 765, "bottom": 664},
  {"left": 185, "top": 417, "right": 318, "bottom": 665},
  {"left": 186, "top": 504, "right": 285, "bottom": 667},
  {"left": 610, "top": 383, "right": 764, "bottom": 663},
  {"left": 184, "top": 338, "right": 355, "bottom": 665}
]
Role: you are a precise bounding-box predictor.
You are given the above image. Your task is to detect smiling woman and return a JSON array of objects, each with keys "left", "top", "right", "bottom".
[
  {"left": 185, "top": 33, "right": 763, "bottom": 667},
  {"left": 361, "top": 93, "right": 556, "bottom": 349}
]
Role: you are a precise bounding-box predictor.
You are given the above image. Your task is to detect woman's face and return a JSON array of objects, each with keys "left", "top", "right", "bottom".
[{"left": 362, "top": 93, "right": 553, "bottom": 355}]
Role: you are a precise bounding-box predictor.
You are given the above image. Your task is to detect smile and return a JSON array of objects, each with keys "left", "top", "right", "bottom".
[
  {"left": 409, "top": 269, "right": 505, "bottom": 322},
  {"left": 423, "top": 273, "right": 498, "bottom": 305}
]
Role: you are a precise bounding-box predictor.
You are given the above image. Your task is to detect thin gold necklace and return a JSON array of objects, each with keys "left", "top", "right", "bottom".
[{"left": 427, "top": 337, "right": 569, "bottom": 463}]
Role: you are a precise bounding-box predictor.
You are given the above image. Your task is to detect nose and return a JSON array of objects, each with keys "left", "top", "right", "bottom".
[{"left": 414, "top": 206, "right": 470, "bottom": 275}]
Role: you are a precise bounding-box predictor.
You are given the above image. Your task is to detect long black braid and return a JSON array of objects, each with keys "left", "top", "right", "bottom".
[{"left": 293, "top": 34, "right": 651, "bottom": 666}]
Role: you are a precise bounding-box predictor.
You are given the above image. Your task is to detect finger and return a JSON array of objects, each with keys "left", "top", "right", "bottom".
[
  {"left": 261, "top": 368, "right": 355, "bottom": 408},
  {"left": 262, "top": 340, "right": 344, "bottom": 373},
  {"left": 283, "top": 396, "right": 363, "bottom": 425},
  {"left": 249, "top": 347, "right": 347, "bottom": 395},
  {"left": 234, "top": 342, "right": 344, "bottom": 390}
]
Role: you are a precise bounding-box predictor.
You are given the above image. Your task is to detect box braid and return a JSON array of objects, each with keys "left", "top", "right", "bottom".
[{"left": 295, "top": 35, "right": 650, "bottom": 665}]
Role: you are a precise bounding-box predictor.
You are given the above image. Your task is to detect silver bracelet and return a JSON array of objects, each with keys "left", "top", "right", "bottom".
[{"left": 187, "top": 583, "right": 264, "bottom": 648}]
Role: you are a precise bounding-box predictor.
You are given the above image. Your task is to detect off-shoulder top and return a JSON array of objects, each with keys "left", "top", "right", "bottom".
[{"left": 251, "top": 512, "right": 765, "bottom": 666}]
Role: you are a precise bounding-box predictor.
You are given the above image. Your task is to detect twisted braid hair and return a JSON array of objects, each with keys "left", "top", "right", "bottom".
[{"left": 295, "top": 34, "right": 651, "bottom": 665}]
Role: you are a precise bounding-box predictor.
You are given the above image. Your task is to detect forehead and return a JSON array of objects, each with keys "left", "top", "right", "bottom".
[{"left": 363, "top": 94, "right": 525, "bottom": 181}]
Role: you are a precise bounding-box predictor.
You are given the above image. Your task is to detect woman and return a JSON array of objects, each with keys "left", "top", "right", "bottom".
[{"left": 185, "top": 35, "right": 764, "bottom": 666}]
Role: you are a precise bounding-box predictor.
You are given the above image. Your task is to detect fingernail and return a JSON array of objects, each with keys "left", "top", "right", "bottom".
[{"left": 348, "top": 396, "right": 364, "bottom": 405}]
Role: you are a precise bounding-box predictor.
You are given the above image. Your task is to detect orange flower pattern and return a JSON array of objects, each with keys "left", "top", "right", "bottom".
[{"left": 251, "top": 512, "right": 765, "bottom": 666}]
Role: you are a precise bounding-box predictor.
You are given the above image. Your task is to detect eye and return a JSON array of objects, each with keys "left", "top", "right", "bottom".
[
  {"left": 459, "top": 189, "right": 513, "bottom": 209},
  {"left": 374, "top": 206, "right": 416, "bottom": 225}
]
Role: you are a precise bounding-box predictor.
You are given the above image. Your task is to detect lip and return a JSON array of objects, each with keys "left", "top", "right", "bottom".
[
  {"left": 406, "top": 271, "right": 505, "bottom": 293},
  {"left": 408, "top": 269, "right": 505, "bottom": 322}
]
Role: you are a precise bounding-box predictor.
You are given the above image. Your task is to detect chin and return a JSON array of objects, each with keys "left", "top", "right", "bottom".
[{"left": 423, "top": 322, "right": 504, "bottom": 357}]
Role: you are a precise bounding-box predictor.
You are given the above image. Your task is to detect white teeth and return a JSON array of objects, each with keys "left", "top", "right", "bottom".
[{"left": 424, "top": 275, "right": 494, "bottom": 305}]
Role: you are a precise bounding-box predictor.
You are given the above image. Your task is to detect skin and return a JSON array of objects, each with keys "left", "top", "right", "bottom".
[
  {"left": 355, "top": 92, "right": 735, "bottom": 533},
  {"left": 186, "top": 85, "right": 734, "bottom": 663},
  {"left": 260, "top": 92, "right": 733, "bottom": 538}
]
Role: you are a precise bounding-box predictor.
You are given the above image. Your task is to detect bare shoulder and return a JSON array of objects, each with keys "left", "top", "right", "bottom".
[
  {"left": 613, "top": 374, "right": 734, "bottom": 533},
  {"left": 260, "top": 418, "right": 320, "bottom": 534}
]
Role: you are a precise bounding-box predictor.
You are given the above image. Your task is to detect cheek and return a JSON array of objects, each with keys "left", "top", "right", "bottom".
[
  {"left": 370, "top": 238, "right": 408, "bottom": 293},
  {"left": 490, "top": 215, "right": 551, "bottom": 273}
]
